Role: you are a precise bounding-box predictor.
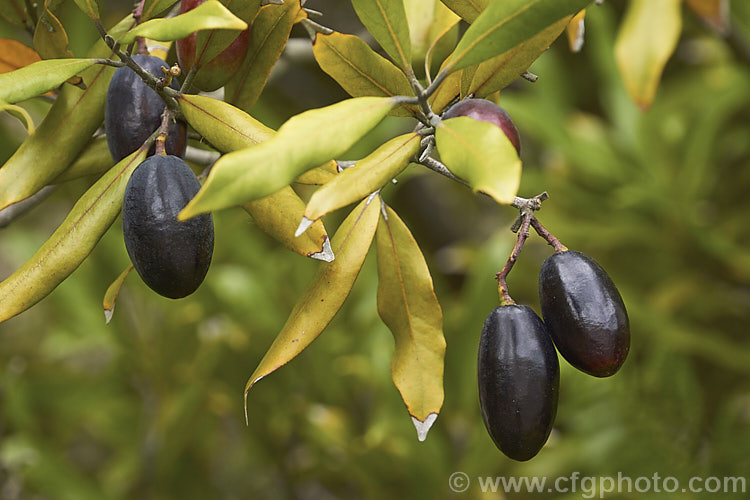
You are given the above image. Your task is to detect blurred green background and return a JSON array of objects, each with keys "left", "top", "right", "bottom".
[{"left": 1, "top": 1, "right": 750, "bottom": 499}]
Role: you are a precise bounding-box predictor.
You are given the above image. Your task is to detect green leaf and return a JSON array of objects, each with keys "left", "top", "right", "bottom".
[
  {"left": 351, "top": 0, "right": 412, "bottom": 72},
  {"left": 303, "top": 133, "right": 421, "bottom": 222},
  {"left": 405, "top": 0, "right": 460, "bottom": 64},
  {"left": 140, "top": 0, "right": 179, "bottom": 22},
  {"left": 0, "top": 16, "right": 135, "bottom": 210},
  {"left": 72, "top": 0, "right": 100, "bottom": 20},
  {"left": 0, "top": 149, "right": 147, "bottom": 324},
  {"left": 435, "top": 116, "right": 521, "bottom": 204},
  {"left": 614, "top": 0, "right": 682, "bottom": 110},
  {"left": 178, "top": 93, "right": 275, "bottom": 151},
  {"left": 33, "top": 6, "right": 74, "bottom": 60},
  {"left": 119, "top": 0, "right": 247, "bottom": 44},
  {"left": 243, "top": 188, "right": 333, "bottom": 261},
  {"left": 0, "top": 0, "right": 28, "bottom": 26},
  {"left": 102, "top": 265, "right": 133, "bottom": 324},
  {"left": 438, "top": 0, "right": 488, "bottom": 23},
  {"left": 179, "top": 96, "right": 397, "bottom": 219},
  {"left": 244, "top": 196, "right": 381, "bottom": 405},
  {"left": 0, "top": 98, "right": 35, "bottom": 133},
  {"left": 376, "top": 203, "right": 446, "bottom": 441},
  {"left": 468, "top": 16, "right": 571, "bottom": 98},
  {"left": 313, "top": 32, "right": 416, "bottom": 117},
  {"left": 0, "top": 58, "right": 97, "bottom": 104},
  {"left": 445, "top": 0, "right": 591, "bottom": 72},
  {"left": 224, "top": 0, "right": 300, "bottom": 112}
]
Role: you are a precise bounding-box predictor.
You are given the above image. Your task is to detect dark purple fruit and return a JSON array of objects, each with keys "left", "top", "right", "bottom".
[
  {"left": 478, "top": 305, "right": 559, "bottom": 461},
  {"left": 105, "top": 54, "right": 187, "bottom": 162},
  {"left": 443, "top": 98, "right": 521, "bottom": 154},
  {"left": 539, "top": 250, "right": 630, "bottom": 377},
  {"left": 122, "top": 155, "right": 213, "bottom": 299}
]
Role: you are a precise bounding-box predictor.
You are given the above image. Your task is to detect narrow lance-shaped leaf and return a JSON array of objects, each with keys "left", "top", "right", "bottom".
[
  {"left": 119, "top": 0, "right": 247, "bottom": 44},
  {"left": 178, "top": 94, "right": 332, "bottom": 259},
  {"left": 0, "top": 1, "right": 28, "bottom": 26},
  {"left": 566, "top": 9, "right": 585, "bottom": 53},
  {"left": 469, "top": 16, "right": 571, "bottom": 98},
  {"left": 438, "top": 0, "right": 488, "bottom": 23},
  {"left": 103, "top": 265, "right": 134, "bottom": 324},
  {"left": 72, "top": 0, "right": 100, "bottom": 20},
  {"left": 435, "top": 116, "right": 521, "bottom": 204},
  {"left": 351, "top": 0, "right": 412, "bottom": 72},
  {"left": 53, "top": 137, "right": 113, "bottom": 183},
  {"left": 302, "top": 133, "right": 421, "bottom": 223},
  {"left": 313, "top": 31, "right": 416, "bottom": 117},
  {"left": 614, "top": 0, "right": 681, "bottom": 110},
  {"left": 376, "top": 203, "right": 446, "bottom": 441},
  {"left": 179, "top": 96, "right": 397, "bottom": 219},
  {"left": 140, "top": 0, "right": 179, "bottom": 22},
  {"left": 224, "top": 0, "right": 300, "bottom": 112},
  {"left": 0, "top": 58, "right": 97, "bottom": 104},
  {"left": 0, "top": 149, "right": 147, "bottom": 324},
  {"left": 0, "top": 15, "right": 134, "bottom": 211},
  {"left": 244, "top": 196, "right": 381, "bottom": 415},
  {"left": 445, "top": 0, "right": 591, "bottom": 73}
]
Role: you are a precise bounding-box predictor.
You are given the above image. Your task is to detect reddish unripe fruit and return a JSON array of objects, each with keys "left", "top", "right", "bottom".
[
  {"left": 443, "top": 98, "right": 521, "bottom": 155},
  {"left": 176, "top": 0, "right": 250, "bottom": 92}
]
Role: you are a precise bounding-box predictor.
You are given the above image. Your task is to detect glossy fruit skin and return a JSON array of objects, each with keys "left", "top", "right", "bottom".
[
  {"left": 478, "top": 305, "right": 559, "bottom": 461},
  {"left": 539, "top": 250, "right": 630, "bottom": 377},
  {"left": 443, "top": 98, "right": 521, "bottom": 154},
  {"left": 176, "top": 0, "right": 251, "bottom": 92},
  {"left": 122, "top": 155, "right": 213, "bottom": 299},
  {"left": 105, "top": 55, "right": 187, "bottom": 162}
]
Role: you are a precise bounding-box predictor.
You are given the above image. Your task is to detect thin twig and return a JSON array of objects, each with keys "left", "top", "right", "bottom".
[{"left": 495, "top": 214, "right": 531, "bottom": 306}]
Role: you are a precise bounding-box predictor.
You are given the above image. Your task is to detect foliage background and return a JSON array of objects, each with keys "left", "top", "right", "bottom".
[{"left": 1, "top": 1, "right": 750, "bottom": 498}]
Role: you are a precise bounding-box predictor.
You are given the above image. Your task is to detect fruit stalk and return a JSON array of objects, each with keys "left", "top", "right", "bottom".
[
  {"left": 495, "top": 214, "right": 531, "bottom": 306},
  {"left": 530, "top": 216, "right": 567, "bottom": 253}
]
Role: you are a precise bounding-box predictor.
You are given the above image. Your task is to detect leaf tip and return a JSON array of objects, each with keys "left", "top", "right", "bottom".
[
  {"left": 308, "top": 236, "right": 335, "bottom": 262},
  {"left": 411, "top": 413, "right": 438, "bottom": 442},
  {"left": 295, "top": 216, "right": 314, "bottom": 237},
  {"left": 104, "top": 307, "right": 114, "bottom": 324}
]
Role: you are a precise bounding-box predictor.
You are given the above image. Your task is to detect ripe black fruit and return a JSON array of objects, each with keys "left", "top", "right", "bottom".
[
  {"left": 539, "top": 250, "right": 630, "bottom": 377},
  {"left": 443, "top": 98, "right": 521, "bottom": 154},
  {"left": 105, "top": 54, "right": 187, "bottom": 162},
  {"left": 478, "top": 305, "right": 559, "bottom": 461},
  {"left": 122, "top": 155, "right": 213, "bottom": 299}
]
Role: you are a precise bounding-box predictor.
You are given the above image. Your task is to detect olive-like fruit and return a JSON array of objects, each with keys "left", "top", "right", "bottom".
[
  {"left": 539, "top": 250, "right": 630, "bottom": 377},
  {"left": 105, "top": 54, "right": 187, "bottom": 162},
  {"left": 443, "top": 98, "right": 521, "bottom": 154},
  {"left": 478, "top": 305, "right": 559, "bottom": 461},
  {"left": 176, "top": 0, "right": 251, "bottom": 92},
  {"left": 122, "top": 155, "right": 213, "bottom": 299}
]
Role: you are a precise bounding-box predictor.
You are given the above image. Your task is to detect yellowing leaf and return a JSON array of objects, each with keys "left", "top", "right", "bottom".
[
  {"left": 0, "top": 39, "right": 41, "bottom": 73},
  {"left": 566, "top": 9, "right": 586, "bottom": 53},
  {"left": 103, "top": 265, "right": 133, "bottom": 324},
  {"left": 614, "top": 0, "right": 681, "bottom": 110},
  {"left": 244, "top": 196, "right": 381, "bottom": 406},
  {"left": 0, "top": 98, "right": 35, "bottom": 134},
  {"left": 53, "top": 137, "right": 113, "bottom": 183},
  {"left": 405, "top": 0, "right": 460, "bottom": 65},
  {"left": 351, "top": 0, "right": 412, "bottom": 71},
  {"left": 243, "top": 188, "right": 333, "bottom": 261},
  {"left": 304, "top": 133, "right": 421, "bottom": 222},
  {"left": 180, "top": 96, "right": 397, "bottom": 219},
  {"left": 428, "top": 68, "right": 460, "bottom": 114},
  {"left": 119, "top": 0, "right": 247, "bottom": 44},
  {"left": 313, "top": 31, "right": 416, "bottom": 117},
  {"left": 438, "top": 0, "right": 489, "bottom": 23},
  {"left": 224, "top": 0, "right": 300, "bottom": 112},
  {"left": 435, "top": 116, "right": 521, "bottom": 204},
  {"left": 445, "top": 0, "right": 590, "bottom": 72},
  {"left": 178, "top": 94, "right": 331, "bottom": 259},
  {"left": 469, "top": 16, "right": 570, "bottom": 98},
  {"left": 0, "top": 148, "right": 147, "bottom": 324},
  {"left": 376, "top": 204, "right": 445, "bottom": 441},
  {"left": 33, "top": 6, "right": 74, "bottom": 60}
]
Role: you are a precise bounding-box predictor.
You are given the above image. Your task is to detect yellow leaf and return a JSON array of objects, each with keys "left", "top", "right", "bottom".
[
  {"left": 614, "top": 0, "right": 682, "bottom": 110},
  {"left": 566, "top": 9, "right": 586, "bottom": 53}
]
